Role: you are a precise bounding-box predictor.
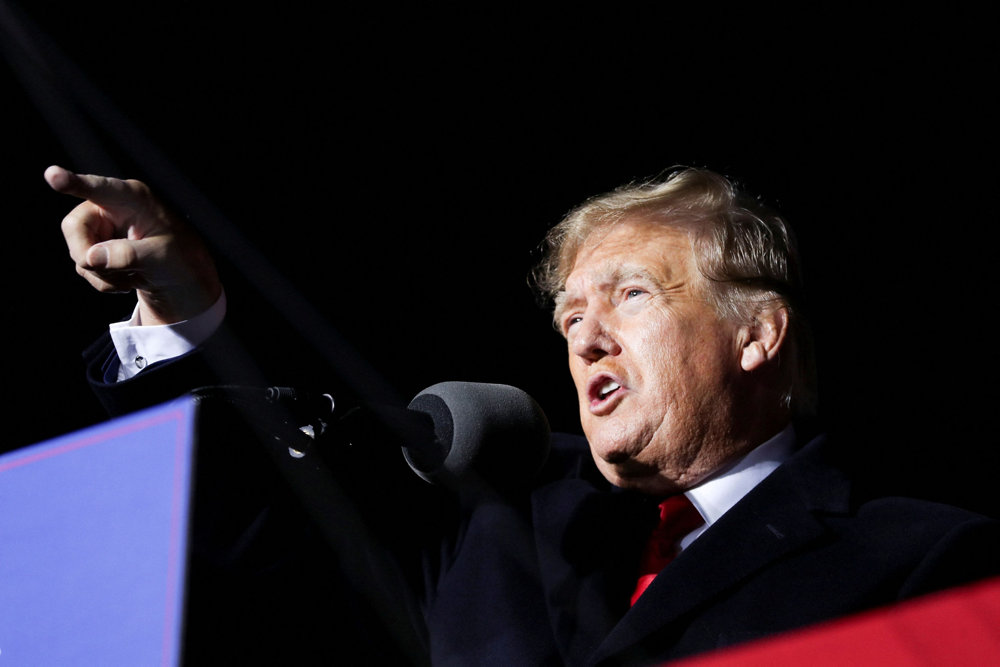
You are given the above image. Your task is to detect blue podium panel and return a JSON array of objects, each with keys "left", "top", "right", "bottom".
[{"left": 0, "top": 398, "right": 197, "bottom": 666}]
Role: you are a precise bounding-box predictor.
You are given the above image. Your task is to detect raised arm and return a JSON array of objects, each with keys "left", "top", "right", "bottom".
[{"left": 45, "top": 165, "right": 222, "bottom": 325}]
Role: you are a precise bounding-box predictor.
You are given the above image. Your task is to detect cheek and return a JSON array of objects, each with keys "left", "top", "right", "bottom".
[
  {"left": 568, "top": 357, "right": 587, "bottom": 395},
  {"left": 632, "top": 321, "right": 681, "bottom": 384},
  {"left": 631, "top": 322, "right": 720, "bottom": 416}
]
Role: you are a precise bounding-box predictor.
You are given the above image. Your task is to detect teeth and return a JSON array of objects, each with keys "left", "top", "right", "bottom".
[{"left": 598, "top": 380, "right": 621, "bottom": 399}]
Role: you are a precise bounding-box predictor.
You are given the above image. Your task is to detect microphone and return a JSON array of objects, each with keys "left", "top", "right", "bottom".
[
  {"left": 403, "top": 381, "right": 551, "bottom": 486},
  {"left": 195, "top": 381, "right": 552, "bottom": 487},
  {"left": 333, "top": 381, "right": 551, "bottom": 487}
]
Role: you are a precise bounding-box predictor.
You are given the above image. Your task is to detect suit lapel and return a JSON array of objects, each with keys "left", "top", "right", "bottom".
[
  {"left": 531, "top": 476, "right": 655, "bottom": 665},
  {"left": 590, "top": 435, "right": 852, "bottom": 664}
]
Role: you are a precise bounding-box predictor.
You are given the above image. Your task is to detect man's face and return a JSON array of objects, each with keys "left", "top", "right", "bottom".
[{"left": 558, "top": 219, "right": 750, "bottom": 495}]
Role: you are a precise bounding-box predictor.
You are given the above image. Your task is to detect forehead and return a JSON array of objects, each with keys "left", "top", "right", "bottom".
[{"left": 566, "top": 219, "right": 696, "bottom": 288}]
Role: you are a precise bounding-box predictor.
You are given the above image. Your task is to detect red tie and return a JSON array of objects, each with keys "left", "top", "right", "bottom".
[{"left": 630, "top": 495, "right": 705, "bottom": 606}]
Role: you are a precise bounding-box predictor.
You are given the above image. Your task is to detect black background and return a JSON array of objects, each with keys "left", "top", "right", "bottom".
[{"left": 3, "top": 3, "right": 997, "bottom": 516}]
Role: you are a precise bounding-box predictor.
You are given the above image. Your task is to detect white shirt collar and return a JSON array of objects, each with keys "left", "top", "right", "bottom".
[{"left": 679, "top": 423, "right": 796, "bottom": 549}]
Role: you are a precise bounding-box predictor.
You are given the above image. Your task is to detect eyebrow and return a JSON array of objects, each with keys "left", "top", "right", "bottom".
[
  {"left": 552, "top": 291, "right": 575, "bottom": 326},
  {"left": 553, "top": 264, "right": 664, "bottom": 323}
]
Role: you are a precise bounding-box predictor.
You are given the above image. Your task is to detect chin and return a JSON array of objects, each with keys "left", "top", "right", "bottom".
[{"left": 593, "top": 456, "right": 678, "bottom": 496}]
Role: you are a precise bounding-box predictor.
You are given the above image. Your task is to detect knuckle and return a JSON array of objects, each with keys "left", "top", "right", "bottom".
[
  {"left": 125, "top": 179, "right": 151, "bottom": 198},
  {"left": 60, "top": 214, "right": 80, "bottom": 235}
]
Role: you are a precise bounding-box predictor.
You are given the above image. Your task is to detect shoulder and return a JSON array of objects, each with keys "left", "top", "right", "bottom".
[
  {"left": 779, "top": 433, "right": 1000, "bottom": 596},
  {"left": 781, "top": 432, "right": 998, "bottom": 538},
  {"left": 857, "top": 493, "right": 1000, "bottom": 585}
]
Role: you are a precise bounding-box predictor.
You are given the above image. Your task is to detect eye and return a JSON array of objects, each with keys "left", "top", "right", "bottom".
[
  {"left": 625, "top": 288, "right": 645, "bottom": 299},
  {"left": 563, "top": 315, "right": 583, "bottom": 333}
]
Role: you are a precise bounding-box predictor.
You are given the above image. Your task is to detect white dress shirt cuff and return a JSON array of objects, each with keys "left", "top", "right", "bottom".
[{"left": 108, "top": 291, "right": 227, "bottom": 381}]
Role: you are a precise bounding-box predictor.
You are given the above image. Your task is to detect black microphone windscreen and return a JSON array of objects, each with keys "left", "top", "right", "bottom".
[{"left": 404, "top": 382, "right": 550, "bottom": 487}]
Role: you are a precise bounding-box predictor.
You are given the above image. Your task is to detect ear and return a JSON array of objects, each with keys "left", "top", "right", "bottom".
[{"left": 740, "top": 306, "right": 790, "bottom": 372}]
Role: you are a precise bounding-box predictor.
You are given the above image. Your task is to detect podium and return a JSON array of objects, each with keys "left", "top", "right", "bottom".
[
  {"left": 0, "top": 398, "right": 197, "bottom": 665},
  {"left": 0, "top": 394, "right": 427, "bottom": 665}
]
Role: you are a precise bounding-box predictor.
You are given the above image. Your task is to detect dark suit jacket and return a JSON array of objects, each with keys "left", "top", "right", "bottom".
[
  {"left": 422, "top": 433, "right": 1000, "bottom": 665},
  {"left": 82, "top": 333, "right": 1000, "bottom": 665}
]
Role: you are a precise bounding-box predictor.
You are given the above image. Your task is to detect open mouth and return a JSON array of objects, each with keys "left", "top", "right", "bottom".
[
  {"left": 587, "top": 374, "right": 625, "bottom": 410},
  {"left": 597, "top": 380, "right": 621, "bottom": 400}
]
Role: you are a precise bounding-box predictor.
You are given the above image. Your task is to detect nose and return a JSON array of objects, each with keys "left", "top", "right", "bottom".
[{"left": 569, "top": 309, "right": 621, "bottom": 363}]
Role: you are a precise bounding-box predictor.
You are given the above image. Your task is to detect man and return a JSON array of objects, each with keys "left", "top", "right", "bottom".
[{"left": 47, "top": 164, "right": 1000, "bottom": 664}]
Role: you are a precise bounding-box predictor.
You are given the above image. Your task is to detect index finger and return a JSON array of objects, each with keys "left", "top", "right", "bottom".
[{"left": 44, "top": 165, "right": 144, "bottom": 207}]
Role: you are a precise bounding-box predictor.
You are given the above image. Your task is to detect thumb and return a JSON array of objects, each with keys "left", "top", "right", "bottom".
[
  {"left": 85, "top": 244, "right": 110, "bottom": 269},
  {"left": 86, "top": 239, "right": 139, "bottom": 272}
]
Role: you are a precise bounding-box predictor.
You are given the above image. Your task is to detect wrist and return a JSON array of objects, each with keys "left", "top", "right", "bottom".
[{"left": 137, "top": 277, "right": 223, "bottom": 325}]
